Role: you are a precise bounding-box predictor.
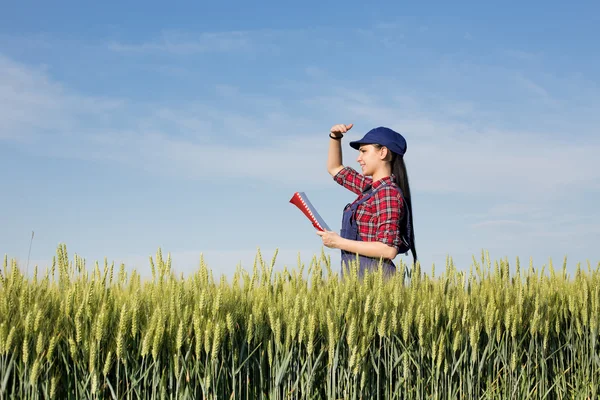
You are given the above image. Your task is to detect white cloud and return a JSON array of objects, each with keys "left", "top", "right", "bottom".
[
  {"left": 299, "top": 85, "right": 600, "bottom": 197},
  {"left": 107, "top": 30, "right": 255, "bottom": 55},
  {"left": 92, "top": 131, "right": 333, "bottom": 187},
  {"left": 1, "top": 50, "right": 599, "bottom": 199},
  {"left": 0, "top": 54, "right": 125, "bottom": 143},
  {"left": 409, "top": 130, "right": 600, "bottom": 195},
  {"left": 305, "top": 66, "right": 325, "bottom": 78},
  {"left": 502, "top": 49, "right": 542, "bottom": 62},
  {"left": 487, "top": 202, "right": 544, "bottom": 216},
  {"left": 514, "top": 73, "right": 560, "bottom": 107},
  {"left": 471, "top": 219, "right": 528, "bottom": 229}
]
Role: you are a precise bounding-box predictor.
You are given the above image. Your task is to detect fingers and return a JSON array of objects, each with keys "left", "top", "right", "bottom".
[
  {"left": 330, "top": 123, "right": 353, "bottom": 134},
  {"left": 330, "top": 124, "right": 342, "bottom": 134},
  {"left": 317, "top": 229, "right": 333, "bottom": 235}
]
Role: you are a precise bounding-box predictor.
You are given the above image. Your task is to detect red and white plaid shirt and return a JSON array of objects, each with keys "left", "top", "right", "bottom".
[{"left": 334, "top": 166, "right": 405, "bottom": 252}]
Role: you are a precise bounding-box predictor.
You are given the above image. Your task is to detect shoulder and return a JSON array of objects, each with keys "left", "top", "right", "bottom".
[
  {"left": 333, "top": 166, "right": 373, "bottom": 192},
  {"left": 374, "top": 185, "right": 404, "bottom": 200},
  {"left": 371, "top": 185, "right": 405, "bottom": 209}
]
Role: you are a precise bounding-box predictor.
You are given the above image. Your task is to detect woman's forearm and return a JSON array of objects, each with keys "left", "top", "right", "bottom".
[
  {"left": 338, "top": 238, "right": 398, "bottom": 260},
  {"left": 327, "top": 136, "right": 344, "bottom": 176},
  {"left": 327, "top": 123, "right": 352, "bottom": 176}
]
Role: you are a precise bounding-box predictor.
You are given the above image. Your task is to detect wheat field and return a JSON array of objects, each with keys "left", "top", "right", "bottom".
[{"left": 1, "top": 244, "right": 599, "bottom": 399}]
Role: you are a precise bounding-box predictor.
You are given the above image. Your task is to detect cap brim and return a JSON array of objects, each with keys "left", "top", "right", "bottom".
[{"left": 349, "top": 139, "right": 370, "bottom": 150}]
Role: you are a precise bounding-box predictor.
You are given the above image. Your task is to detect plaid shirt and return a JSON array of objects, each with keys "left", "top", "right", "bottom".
[{"left": 334, "top": 166, "right": 405, "bottom": 252}]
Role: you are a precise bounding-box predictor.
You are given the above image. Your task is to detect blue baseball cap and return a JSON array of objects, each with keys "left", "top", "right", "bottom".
[{"left": 349, "top": 126, "right": 407, "bottom": 156}]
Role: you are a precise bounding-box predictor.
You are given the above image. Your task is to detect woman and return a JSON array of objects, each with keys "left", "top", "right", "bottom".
[{"left": 316, "top": 123, "right": 417, "bottom": 277}]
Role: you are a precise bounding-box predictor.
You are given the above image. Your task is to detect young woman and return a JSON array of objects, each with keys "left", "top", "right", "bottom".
[{"left": 316, "top": 123, "right": 417, "bottom": 277}]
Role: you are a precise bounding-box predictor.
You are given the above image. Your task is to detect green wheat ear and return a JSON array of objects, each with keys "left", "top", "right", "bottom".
[{"left": 0, "top": 245, "right": 598, "bottom": 398}]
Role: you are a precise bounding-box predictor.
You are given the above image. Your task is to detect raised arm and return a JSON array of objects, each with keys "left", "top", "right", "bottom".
[{"left": 327, "top": 123, "right": 353, "bottom": 177}]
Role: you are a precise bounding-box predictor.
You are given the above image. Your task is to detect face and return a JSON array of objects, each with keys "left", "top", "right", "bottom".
[{"left": 357, "top": 144, "right": 387, "bottom": 176}]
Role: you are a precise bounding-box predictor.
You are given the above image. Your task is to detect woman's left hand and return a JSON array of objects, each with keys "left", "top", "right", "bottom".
[{"left": 316, "top": 230, "right": 343, "bottom": 249}]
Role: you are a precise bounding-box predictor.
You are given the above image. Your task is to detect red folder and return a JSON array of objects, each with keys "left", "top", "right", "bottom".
[{"left": 289, "top": 192, "right": 331, "bottom": 232}]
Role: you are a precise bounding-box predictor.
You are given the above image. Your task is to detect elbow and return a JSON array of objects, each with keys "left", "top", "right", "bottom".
[
  {"left": 382, "top": 245, "right": 397, "bottom": 260},
  {"left": 387, "top": 247, "right": 398, "bottom": 260},
  {"left": 328, "top": 165, "right": 343, "bottom": 177}
]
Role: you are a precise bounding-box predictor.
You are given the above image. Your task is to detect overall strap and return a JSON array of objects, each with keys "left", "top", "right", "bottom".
[
  {"left": 356, "top": 181, "right": 396, "bottom": 206},
  {"left": 360, "top": 182, "right": 411, "bottom": 246}
]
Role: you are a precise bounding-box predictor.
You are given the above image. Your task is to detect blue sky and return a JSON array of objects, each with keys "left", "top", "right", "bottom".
[{"left": 1, "top": 1, "right": 599, "bottom": 280}]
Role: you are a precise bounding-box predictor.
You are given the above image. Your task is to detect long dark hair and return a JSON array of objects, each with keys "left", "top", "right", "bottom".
[{"left": 374, "top": 144, "right": 417, "bottom": 264}]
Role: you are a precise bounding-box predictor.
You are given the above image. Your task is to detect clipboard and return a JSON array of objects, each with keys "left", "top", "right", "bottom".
[{"left": 289, "top": 192, "right": 331, "bottom": 232}]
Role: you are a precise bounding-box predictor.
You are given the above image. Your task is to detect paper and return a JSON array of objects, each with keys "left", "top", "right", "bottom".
[{"left": 289, "top": 192, "right": 331, "bottom": 231}]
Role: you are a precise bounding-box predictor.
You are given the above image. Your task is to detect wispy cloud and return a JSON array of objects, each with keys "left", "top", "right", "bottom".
[
  {"left": 472, "top": 219, "right": 528, "bottom": 229},
  {"left": 2, "top": 51, "right": 600, "bottom": 198},
  {"left": 0, "top": 54, "right": 125, "bottom": 143},
  {"left": 305, "top": 66, "right": 326, "bottom": 78},
  {"left": 0, "top": 54, "right": 331, "bottom": 186},
  {"left": 300, "top": 83, "right": 600, "bottom": 196},
  {"left": 104, "top": 23, "right": 437, "bottom": 58},
  {"left": 515, "top": 73, "right": 555, "bottom": 103},
  {"left": 487, "top": 202, "right": 544, "bottom": 217},
  {"left": 108, "top": 30, "right": 256, "bottom": 55},
  {"left": 503, "top": 49, "right": 542, "bottom": 62},
  {"left": 412, "top": 131, "right": 600, "bottom": 195}
]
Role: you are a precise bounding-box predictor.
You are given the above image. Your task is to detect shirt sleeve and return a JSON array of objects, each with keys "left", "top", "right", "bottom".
[
  {"left": 333, "top": 166, "right": 372, "bottom": 195},
  {"left": 373, "top": 186, "right": 404, "bottom": 251}
]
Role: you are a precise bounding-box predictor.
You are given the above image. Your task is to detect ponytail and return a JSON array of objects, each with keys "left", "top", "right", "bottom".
[
  {"left": 372, "top": 144, "right": 418, "bottom": 264},
  {"left": 391, "top": 154, "right": 417, "bottom": 264}
]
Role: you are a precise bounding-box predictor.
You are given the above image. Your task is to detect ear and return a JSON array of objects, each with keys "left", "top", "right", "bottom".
[{"left": 379, "top": 146, "right": 390, "bottom": 160}]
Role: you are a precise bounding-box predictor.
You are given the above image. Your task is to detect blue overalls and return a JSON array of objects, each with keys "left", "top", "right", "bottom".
[{"left": 340, "top": 184, "right": 397, "bottom": 278}]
